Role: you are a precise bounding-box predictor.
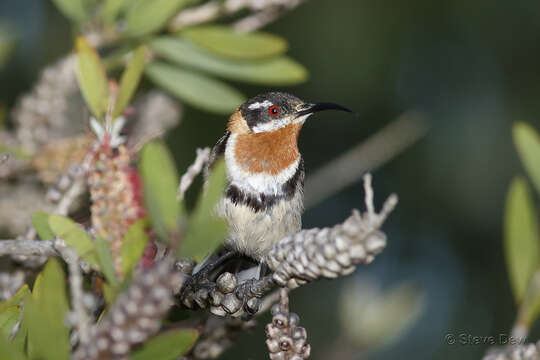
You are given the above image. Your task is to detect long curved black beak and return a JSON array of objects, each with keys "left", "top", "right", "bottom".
[{"left": 296, "top": 102, "right": 352, "bottom": 117}]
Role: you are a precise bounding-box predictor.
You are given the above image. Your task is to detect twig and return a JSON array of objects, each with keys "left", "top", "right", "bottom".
[
  {"left": 169, "top": 0, "right": 311, "bottom": 31},
  {"left": 233, "top": 0, "right": 309, "bottom": 32},
  {"left": 168, "top": 1, "right": 222, "bottom": 30},
  {"left": 24, "top": 145, "right": 95, "bottom": 241},
  {"left": 55, "top": 240, "right": 91, "bottom": 346},
  {"left": 0, "top": 240, "right": 58, "bottom": 258},
  {"left": 177, "top": 147, "right": 211, "bottom": 201},
  {"left": 0, "top": 153, "right": 9, "bottom": 165},
  {"left": 304, "top": 110, "right": 428, "bottom": 209}
]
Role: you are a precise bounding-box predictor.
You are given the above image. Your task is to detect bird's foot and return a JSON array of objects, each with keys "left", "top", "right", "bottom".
[
  {"left": 235, "top": 278, "right": 262, "bottom": 315},
  {"left": 180, "top": 270, "right": 217, "bottom": 309}
]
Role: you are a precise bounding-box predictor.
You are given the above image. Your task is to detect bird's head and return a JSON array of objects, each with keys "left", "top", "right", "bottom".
[{"left": 228, "top": 92, "right": 351, "bottom": 134}]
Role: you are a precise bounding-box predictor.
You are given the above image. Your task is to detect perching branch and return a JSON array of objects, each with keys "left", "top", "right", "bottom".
[
  {"left": 180, "top": 173, "right": 397, "bottom": 315},
  {"left": 178, "top": 147, "right": 211, "bottom": 200}
]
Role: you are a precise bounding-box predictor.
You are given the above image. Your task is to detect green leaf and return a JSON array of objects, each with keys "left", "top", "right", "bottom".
[
  {"left": 149, "top": 37, "right": 308, "bottom": 85},
  {"left": 121, "top": 218, "right": 149, "bottom": 276},
  {"left": 25, "top": 259, "right": 70, "bottom": 360},
  {"left": 0, "top": 335, "right": 26, "bottom": 360},
  {"left": 31, "top": 274, "right": 43, "bottom": 302},
  {"left": 49, "top": 214, "right": 100, "bottom": 268},
  {"left": 0, "top": 305, "right": 25, "bottom": 356},
  {"left": 146, "top": 62, "right": 245, "bottom": 114},
  {"left": 76, "top": 36, "right": 109, "bottom": 119},
  {"left": 0, "top": 26, "right": 16, "bottom": 70},
  {"left": 0, "top": 285, "right": 29, "bottom": 313},
  {"left": 1, "top": 287, "right": 30, "bottom": 354},
  {"left": 514, "top": 122, "right": 540, "bottom": 196},
  {"left": 139, "top": 141, "right": 183, "bottom": 243},
  {"left": 51, "top": 0, "right": 88, "bottom": 22},
  {"left": 131, "top": 329, "right": 199, "bottom": 360},
  {"left": 181, "top": 26, "right": 288, "bottom": 60},
  {"left": 95, "top": 237, "right": 119, "bottom": 286},
  {"left": 113, "top": 46, "right": 147, "bottom": 118},
  {"left": 0, "top": 306, "right": 20, "bottom": 339},
  {"left": 0, "top": 143, "right": 31, "bottom": 161},
  {"left": 124, "top": 0, "right": 192, "bottom": 37},
  {"left": 103, "top": 0, "right": 129, "bottom": 23},
  {"left": 31, "top": 211, "right": 54, "bottom": 240},
  {"left": 180, "top": 159, "right": 227, "bottom": 261},
  {"left": 504, "top": 177, "right": 540, "bottom": 303}
]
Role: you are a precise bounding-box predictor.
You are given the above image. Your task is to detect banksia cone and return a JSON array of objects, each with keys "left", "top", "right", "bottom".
[
  {"left": 266, "top": 289, "right": 310, "bottom": 360},
  {"left": 266, "top": 190, "right": 397, "bottom": 288},
  {"left": 12, "top": 55, "right": 80, "bottom": 154},
  {"left": 181, "top": 271, "right": 271, "bottom": 317},
  {"left": 73, "top": 256, "right": 183, "bottom": 360},
  {"left": 89, "top": 142, "right": 146, "bottom": 277}
]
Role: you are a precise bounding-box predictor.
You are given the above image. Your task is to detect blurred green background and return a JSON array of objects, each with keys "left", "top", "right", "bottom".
[{"left": 2, "top": 0, "right": 538, "bottom": 359}]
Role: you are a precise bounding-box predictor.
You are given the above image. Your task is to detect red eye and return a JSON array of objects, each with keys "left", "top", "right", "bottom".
[{"left": 268, "top": 105, "right": 280, "bottom": 117}]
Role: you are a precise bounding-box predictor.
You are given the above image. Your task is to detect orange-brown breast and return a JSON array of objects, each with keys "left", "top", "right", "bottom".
[{"left": 233, "top": 122, "right": 302, "bottom": 175}]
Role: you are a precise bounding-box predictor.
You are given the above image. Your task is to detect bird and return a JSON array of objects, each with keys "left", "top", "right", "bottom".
[{"left": 206, "top": 92, "right": 351, "bottom": 264}]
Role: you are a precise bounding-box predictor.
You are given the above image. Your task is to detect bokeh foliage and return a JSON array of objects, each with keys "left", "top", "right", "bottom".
[
  {"left": 504, "top": 122, "right": 540, "bottom": 329},
  {"left": 0, "top": 0, "right": 304, "bottom": 357}
]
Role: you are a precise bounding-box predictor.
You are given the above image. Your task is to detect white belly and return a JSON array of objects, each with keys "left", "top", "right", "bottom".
[{"left": 216, "top": 189, "right": 303, "bottom": 261}]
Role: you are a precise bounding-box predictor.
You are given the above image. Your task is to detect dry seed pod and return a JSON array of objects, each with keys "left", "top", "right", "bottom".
[{"left": 266, "top": 289, "right": 310, "bottom": 360}]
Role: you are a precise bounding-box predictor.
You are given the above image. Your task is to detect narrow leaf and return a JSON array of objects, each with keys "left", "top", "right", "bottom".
[
  {"left": 181, "top": 26, "right": 288, "bottom": 60},
  {"left": 49, "top": 214, "right": 100, "bottom": 268},
  {"left": 124, "top": 0, "right": 191, "bottom": 37},
  {"left": 76, "top": 36, "right": 109, "bottom": 119},
  {"left": 146, "top": 62, "right": 245, "bottom": 114},
  {"left": 113, "top": 46, "right": 147, "bottom": 118},
  {"left": 0, "top": 306, "right": 20, "bottom": 339},
  {"left": 103, "top": 0, "right": 129, "bottom": 23},
  {"left": 0, "top": 285, "right": 29, "bottom": 313},
  {"left": 95, "top": 237, "right": 119, "bottom": 286},
  {"left": 31, "top": 274, "right": 43, "bottom": 302},
  {"left": 504, "top": 177, "right": 540, "bottom": 303},
  {"left": 180, "top": 159, "right": 227, "bottom": 260},
  {"left": 121, "top": 218, "right": 149, "bottom": 275},
  {"left": 139, "top": 141, "right": 182, "bottom": 243},
  {"left": 149, "top": 37, "right": 308, "bottom": 85},
  {"left": 514, "top": 122, "right": 540, "bottom": 195},
  {"left": 0, "top": 335, "right": 26, "bottom": 360},
  {"left": 51, "top": 0, "right": 88, "bottom": 22},
  {"left": 131, "top": 329, "right": 199, "bottom": 360},
  {"left": 25, "top": 259, "right": 70, "bottom": 360},
  {"left": 31, "top": 211, "right": 54, "bottom": 240}
]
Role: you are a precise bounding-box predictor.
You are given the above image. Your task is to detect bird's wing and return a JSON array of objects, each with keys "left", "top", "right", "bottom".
[{"left": 204, "top": 131, "right": 231, "bottom": 179}]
